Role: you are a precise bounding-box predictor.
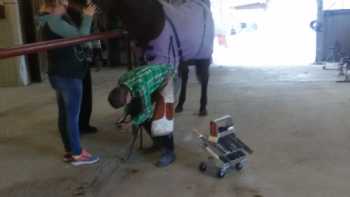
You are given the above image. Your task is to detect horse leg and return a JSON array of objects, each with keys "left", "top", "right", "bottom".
[
  {"left": 175, "top": 61, "right": 189, "bottom": 113},
  {"left": 196, "top": 59, "right": 210, "bottom": 116}
]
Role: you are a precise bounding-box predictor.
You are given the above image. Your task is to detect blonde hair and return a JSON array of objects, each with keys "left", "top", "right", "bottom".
[
  {"left": 40, "top": 0, "right": 67, "bottom": 7},
  {"left": 38, "top": 0, "right": 68, "bottom": 13}
]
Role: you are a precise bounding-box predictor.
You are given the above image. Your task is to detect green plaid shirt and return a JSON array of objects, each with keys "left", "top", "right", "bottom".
[{"left": 119, "top": 65, "right": 173, "bottom": 126}]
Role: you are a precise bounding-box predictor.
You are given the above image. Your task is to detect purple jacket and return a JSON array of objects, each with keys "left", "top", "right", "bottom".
[{"left": 145, "top": 0, "right": 214, "bottom": 69}]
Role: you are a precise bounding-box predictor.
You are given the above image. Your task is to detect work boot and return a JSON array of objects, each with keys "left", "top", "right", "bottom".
[
  {"left": 155, "top": 150, "right": 176, "bottom": 167},
  {"left": 80, "top": 126, "right": 98, "bottom": 135}
]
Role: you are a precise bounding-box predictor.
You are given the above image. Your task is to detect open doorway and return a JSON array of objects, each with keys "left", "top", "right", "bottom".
[{"left": 211, "top": 0, "right": 317, "bottom": 67}]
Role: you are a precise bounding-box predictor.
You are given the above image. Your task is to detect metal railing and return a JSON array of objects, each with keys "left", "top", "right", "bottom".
[{"left": 0, "top": 31, "right": 126, "bottom": 59}]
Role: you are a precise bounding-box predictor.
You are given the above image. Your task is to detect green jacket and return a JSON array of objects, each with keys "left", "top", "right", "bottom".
[
  {"left": 119, "top": 65, "right": 173, "bottom": 126},
  {"left": 37, "top": 13, "right": 93, "bottom": 79}
]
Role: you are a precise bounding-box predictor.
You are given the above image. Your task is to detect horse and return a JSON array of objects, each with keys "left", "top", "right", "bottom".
[{"left": 98, "top": 0, "right": 214, "bottom": 116}]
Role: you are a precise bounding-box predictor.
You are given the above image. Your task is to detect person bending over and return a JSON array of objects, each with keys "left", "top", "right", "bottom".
[{"left": 108, "top": 64, "right": 176, "bottom": 167}]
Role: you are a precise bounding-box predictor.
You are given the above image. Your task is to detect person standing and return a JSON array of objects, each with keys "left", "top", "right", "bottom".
[
  {"left": 65, "top": 0, "right": 99, "bottom": 135},
  {"left": 38, "top": 0, "right": 99, "bottom": 166}
]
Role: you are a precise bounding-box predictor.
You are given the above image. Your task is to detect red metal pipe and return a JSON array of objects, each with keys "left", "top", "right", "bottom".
[{"left": 0, "top": 31, "right": 125, "bottom": 59}]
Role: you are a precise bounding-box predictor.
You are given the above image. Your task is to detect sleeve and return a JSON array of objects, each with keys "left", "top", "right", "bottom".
[
  {"left": 131, "top": 88, "right": 153, "bottom": 126},
  {"left": 47, "top": 15, "right": 93, "bottom": 38}
]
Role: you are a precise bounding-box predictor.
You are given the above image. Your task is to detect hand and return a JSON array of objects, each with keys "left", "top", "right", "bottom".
[
  {"left": 117, "top": 122, "right": 132, "bottom": 131},
  {"left": 115, "top": 114, "right": 132, "bottom": 130},
  {"left": 83, "top": 4, "right": 96, "bottom": 16}
]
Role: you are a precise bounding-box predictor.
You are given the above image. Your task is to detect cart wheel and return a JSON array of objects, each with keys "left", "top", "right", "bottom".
[
  {"left": 199, "top": 162, "right": 207, "bottom": 172},
  {"left": 217, "top": 168, "right": 226, "bottom": 178},
  {"left": 235, "top": 162, "right": 244, "bottom": 171}
]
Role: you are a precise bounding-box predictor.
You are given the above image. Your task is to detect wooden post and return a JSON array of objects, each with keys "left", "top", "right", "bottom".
[{"left": 0, "top": 5, "right": 5, "bottom": 19}]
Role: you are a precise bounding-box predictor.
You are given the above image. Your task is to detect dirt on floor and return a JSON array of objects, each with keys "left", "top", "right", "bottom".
[{"left": 1, "top": 65, "right": 350, "bottom": 197}]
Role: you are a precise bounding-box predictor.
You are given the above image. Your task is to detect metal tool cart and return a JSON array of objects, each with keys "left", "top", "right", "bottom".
[{"left": 195, "top": 115, "right": 253, "bottom": 178}]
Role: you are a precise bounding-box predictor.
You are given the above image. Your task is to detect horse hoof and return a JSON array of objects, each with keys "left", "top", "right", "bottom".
[
  {"left": 175, "top": 106, "right": 183, "bottom": 113},
  {"left": 198, "top": 109, "right": 208, "bottom": 116}
]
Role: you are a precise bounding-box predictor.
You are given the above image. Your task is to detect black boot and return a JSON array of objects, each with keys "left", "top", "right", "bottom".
[
  {"left": 80, "top": 125, "right": 98, "bottom": 135},
  {"left": 155, "top": 150, "right": 176, "bottom": 167},
  {"left": 155, "top": 134, "right": 175, "bottom": 167}
]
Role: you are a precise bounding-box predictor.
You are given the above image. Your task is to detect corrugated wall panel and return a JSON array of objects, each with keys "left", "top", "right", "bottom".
[{"left": 322, "top": 10, "right": 350, "bottom": 61}]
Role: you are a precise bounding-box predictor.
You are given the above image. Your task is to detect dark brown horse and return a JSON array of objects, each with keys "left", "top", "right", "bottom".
[
  {"left": 97, "top": 0, "right": 165, "bottom": 45},
  {"left": 97, "top": 0, "right": 214, "bottom": 116}
]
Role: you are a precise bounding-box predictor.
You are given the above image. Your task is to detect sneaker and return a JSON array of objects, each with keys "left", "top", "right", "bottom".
[
  {"left": 155, "top": 151, "right": 176, "bottom": 168},
  {"left": 71, "top": 150, "right": 100, "bottom": 166},
  {"left": 63, "top": 153, "right": 73, "bottom": 162}
]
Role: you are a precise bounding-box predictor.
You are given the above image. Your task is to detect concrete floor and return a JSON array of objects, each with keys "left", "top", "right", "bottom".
[{"left": 1, "top": 65, "right": 350, "bottom": 197}]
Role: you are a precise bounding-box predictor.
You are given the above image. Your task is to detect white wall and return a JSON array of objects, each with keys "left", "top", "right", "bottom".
[{"left": 212, "top": 0, "right": 318, "bottom": 66}]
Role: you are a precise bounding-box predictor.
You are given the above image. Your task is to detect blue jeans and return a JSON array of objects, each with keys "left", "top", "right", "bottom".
[{"left": 49, "top": 76, "right": 83, "bottom": 156}]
